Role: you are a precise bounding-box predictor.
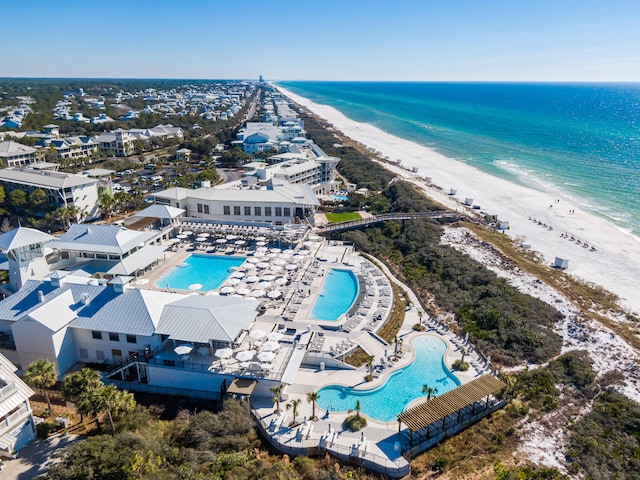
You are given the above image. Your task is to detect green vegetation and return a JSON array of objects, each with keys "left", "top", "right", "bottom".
[
  {"left": 325, "top": 211, "right": 361, "bottom": 223},
  {"left": 23, "top": 359, "right": 57, "bottom": 412},
  {"left": 344, "top": 400, "right": 367, "bottom": 432}
]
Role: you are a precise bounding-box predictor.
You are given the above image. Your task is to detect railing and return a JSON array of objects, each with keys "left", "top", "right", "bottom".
[
  {"left": 0, "top": 403, "right": 31, "bottom": 437},
  {"left": 105, "top": 379, "right": 221, "bottom": 401},
  {"left": 0, "top": 381, "right": 16, "bottom": 402},
  {"left": 251, "top": 408, "right": 410, "bottom": 478},
  {"left": 317, "top": 211, "right": 460, "bottom": 234}
]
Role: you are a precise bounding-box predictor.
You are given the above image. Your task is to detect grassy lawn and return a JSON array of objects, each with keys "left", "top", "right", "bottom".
[{"left": 325, "top": 211, "right": 362, "bottom": 223}]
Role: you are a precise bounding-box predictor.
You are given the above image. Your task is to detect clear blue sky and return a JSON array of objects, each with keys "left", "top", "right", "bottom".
[{"left": 3, "top": 0, "right": 640, "bottom": 81}]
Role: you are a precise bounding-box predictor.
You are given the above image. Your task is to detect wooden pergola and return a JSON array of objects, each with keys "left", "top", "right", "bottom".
[{"left": 397, "top": 374, "right": 507, "bottom": 445}]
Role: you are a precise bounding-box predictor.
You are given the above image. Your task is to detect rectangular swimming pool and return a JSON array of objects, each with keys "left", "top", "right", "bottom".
[
  {"left": 310, "top": 268, "right": 358, "bottom": 321},
  {"left": 155, "top": 254, "right": 245, "bottom": 291}
]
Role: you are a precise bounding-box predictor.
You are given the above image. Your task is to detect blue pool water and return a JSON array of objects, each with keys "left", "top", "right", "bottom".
[
  {"left": 155, "top": 254, "right": 245, "bottom": 291},
  {"left": 328, "top": 195, "right": 349, "bottom": 202},
  {"left": 310, "top": 269, "right": 358, "bottom": 321},
  {"left": 317, "top": 335, "right": 460, "bottom": 422}
]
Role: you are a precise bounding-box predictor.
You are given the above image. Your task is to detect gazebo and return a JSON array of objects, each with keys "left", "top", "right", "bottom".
[{"left": 134, "top": 204, "right": 185, "bottom": 228}]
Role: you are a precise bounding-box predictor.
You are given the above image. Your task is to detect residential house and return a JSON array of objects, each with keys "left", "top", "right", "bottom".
[{"left": 0, "top": 141, "right": 41, "bottom": 167}]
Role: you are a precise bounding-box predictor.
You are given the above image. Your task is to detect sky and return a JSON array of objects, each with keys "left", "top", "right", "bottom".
[{"left": 2, "top": 0, "right": 640, "bottom": 82}]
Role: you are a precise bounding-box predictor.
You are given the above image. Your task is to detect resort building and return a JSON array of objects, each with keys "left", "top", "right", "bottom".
[
  {"left": 151, "top": 180, "right": 320, "bottom": 226},
  {"left": 0, "top": 141, "right": 42, "bottom": 167},
  {"left": 0, "top": 166, "right": 100, "bottom": 221},
  {"left": 94, "top": 129, "right": 136, "bottom": 157},
  {"left": 0, "top": 227, "right": 55, "bottom": 293},
  {"left": 0, "top": 353, "right": 37, "bottom": 458},
  {"left": 43, "top": 135, "right": 99, "bottom": 160}
]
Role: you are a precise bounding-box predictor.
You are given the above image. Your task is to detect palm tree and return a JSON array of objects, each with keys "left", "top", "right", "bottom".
[
  {"left": 365, "top": 355, "right": 375, "bottom": 381},
  {"left": 99, "top": 385, "right": 136, "bottom": 434},
  {"left": 62, "top": 369, "right": 103, "bottom": 422},
  {"left": 355, "top": 399, "right": 361, "bottom": 419},
  {"left": 460, "top": 347, "right": 467, "bottom": 364},
  {"left": 24, "top": 359, "right": 57, "bottom": 413},
  {"left": 286, "top": 398, "right": 301, "bottom": 425},
  {"left": 422, "top": 384, "right": 438, "bottom": 400},
  {"left": 393, "top": 336, "right": 403, "bottom": 360},
  {"left": 270, "top": 384, "right": 284, "bottom": 413},
  {"left": 306, "top": 391, "right": 320, "bottom": 420}
]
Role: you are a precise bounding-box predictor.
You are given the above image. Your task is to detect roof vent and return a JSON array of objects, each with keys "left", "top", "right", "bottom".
[
  {"left": 37, "top": 290, "right": 44, "bottom": 303},
  {"left": 79, "top": 292, "right": 91, "bottom": 305}
]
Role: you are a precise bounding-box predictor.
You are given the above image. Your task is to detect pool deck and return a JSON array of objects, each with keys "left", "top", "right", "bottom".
[{"left": 131, "top": 231, "right": 496, "bottom": 477}]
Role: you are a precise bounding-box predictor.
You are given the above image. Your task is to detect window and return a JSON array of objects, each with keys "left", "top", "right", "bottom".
[
  {"left": 223, "top": 205, "right": 230, "bottom": 215},
  {"left": 275, "top": 207, "right": 282, "bottom": 216},
  {"left": 92, "top": 330, "right": 102, "bottom": 340},
  {"left": 244, "top": 206, "right": 251, "bottom": 216},
  {"left": 264, "top": 207, "right": 272, "bottom": 216},
  {"left": 111, "top": 349, "right": 122, "bottom": 358},
  {"left": 126, "top": 334, "right": 137, "bottom": 344},
  {"left": 233, "top": 206, "right": 241, "bottom": 215},
  {"left": 109, "top": 332, "right": 119, "bottom": 342},
  {"left": 96, "top": 350, "right": 105, "bottom": 361},
  {"left": 283, "top": 207, "right": 291, "bottom": 217},
  {"left": 197, "top": 203, "right": 203, "bottom": 213},
  {"left": 79, "top": 348, "right": 88, "bottom": 359},
  {"left": 204, "top": 204, "right": 209, "bottom": 214},
  {"left": 254, "top": 206, "right": 261, "bottom": 216}
]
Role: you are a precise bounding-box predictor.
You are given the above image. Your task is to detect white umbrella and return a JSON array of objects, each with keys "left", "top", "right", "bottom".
[
  {"left": 234, "top": 239, "right": 246, "bottom": 245},
  {"left": 196, "top": 237, "right": 207, "bottom": 242},
  {"left": 249, "top": 329, "right": 267, "bottom": 340},
  {"left": 258, "top": 281, "right": 272, "bottom": 289},
  {"left": 272, "top": 259, "right": 286, "bottom": 266},
  {"left": 215, "top": 347, "right": 233, "bottom": 359},
  {"left": 220, "top": 286, "right": 235, "bottom": 294},
  {"left": 283, "top": 249, "right": 295, "bottom": 254},
  {"left": 236, "top": 287, "right": 251, "bottom": 295},
  {"left": 216, "top": 238, "right": 227, "bottom": 244},
  {"left": 256, "top": 246, "right": 269, "bottom": 252},
  {"left": 199, "top": 232, "right": 210, "bottom": 237},
  {"left": 250, "top": 289, "right": 266, "bottom": 297},
  {"left": 269, "top": 265, "right": 283, "bottom": 272},
  {"left": 266, "top": 253, "right": 277, "bottom": 259},
  {"left": 235, "top": 350, "right": 254, "bottom": 362},
  {"left": 274, "top": 277, "right": 287, "bottom": 286},
  {"left": 262, "top": 274, "right": 276, "bottom": 281},
  {"left": 177, "top": 234, "right": 188, "bottom": 239},
  {"left": 267, "top": 331, "right": 283, "bottom": 342},
  {"left": 279, "top": 254, "right": 291, "bottom": 260},
  {"left": 261, "top": 341, "right": 280, "bottom": 352},
  {"left": 255, "top": 236, "right": 267, "bottom": 241},
  {"left": 174, "top": 344, "right": 194, "bottom": 356},
  {"left": 226, "top": 234, "right": 238, "bottom": 240},
  {"left": 303, "top": 241, "right": 315, "bottom": 248},
  {"left": 285, "top": 264, "right": 298, "bottom": 271},
  {"left": 257, "top": 351, "right": 276, "bottom": 363},
  {"left": 189, "top": 283, "right": 203, "bottom": 290},
  {"left": 182, "top": 230, "right": 193, "bottom": 236},
  {"left": 299, "top": 250, "right": 310, "bottom": 255},
  {"left": 245, "top": 275, "right": 260, "bottom": 283},
  {"left": 256, "top": 241, "right": 267, "bottom": 247},
  {"left": 267, "top": 290, "right": 282, "bottom": 299},
  {"left": 226, "top": 278, "right": 242, "bottom": 285},
  {"left": 270, "top": 248, "right": 282, "bottom": 254},
  {"left": 230, "top": 271, "right": 245, "bottom": 278},
  {"left": 256, "top": 262, "right": 269, "bottom": 269},
  {"left": 247, "top": 257, "right": 262, "bottom": 263}
]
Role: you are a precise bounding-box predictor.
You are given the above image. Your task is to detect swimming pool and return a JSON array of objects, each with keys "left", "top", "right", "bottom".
[
  {"left": 155, "top": 254, "right": 245, "bottom": 291},
  {"left": 317, "top": 335, "right": 460, "bottom": 421},
  {"left": 310, "top": 269, "right": 358, "bottom": 321},
  {"left": 328, "top": 195, "right": 349, "bottom": 202}
]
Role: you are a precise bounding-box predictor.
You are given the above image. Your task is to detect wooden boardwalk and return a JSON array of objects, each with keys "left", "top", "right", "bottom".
[{"left": 317, "top": 211, "right": 460, "bottom": 234}]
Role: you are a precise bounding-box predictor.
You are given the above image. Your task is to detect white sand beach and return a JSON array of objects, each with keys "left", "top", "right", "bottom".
[{"left": 276, "top": 86, "right": 640, "bottom": 316}]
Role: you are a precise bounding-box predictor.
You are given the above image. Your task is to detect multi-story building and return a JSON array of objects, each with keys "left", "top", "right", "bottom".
[{"left": 0, "top": 141, "right": 42, "bottom": 168}]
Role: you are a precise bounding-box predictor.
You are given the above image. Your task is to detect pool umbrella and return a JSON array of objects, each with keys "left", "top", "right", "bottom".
[
  {"left": 262, "top": 274, "right": 276, "bottom": 281},
  {"left": 256, "top": 241, "right": 267, "bottom": 247},
  {"left": 250, "top": 289, "right": 266, "bottom": 297},
  {"left": 303, "top": 241, "right": 315, "bottom": 248},
  {"left": 266, "top": 253, "right": 277, "bottom": 259},
  {"left": 285, "top": 264, "right": 297, "bottom": 271},
  {"left": 216, "top": 238, "right": 227, "bottom": 244},
  {"left": 230, "top": 271, "right": 245, "bottom": 278},
  {"left": 299, "top": 250, "right": 310, "bottom": 255},
  {"left": 261, "top": 341, "right": 280, "bottom": 352},
  {"left": 267, "top": 331, "right": 283, "bottom": 342},
  {"left": 220, "top": 286, "right": 235, "bottom": 294},
  {"left": 176, "top": 234, "right": 188, "bottom": 239},
  {"left": 247, "top": 257, "right": 262, "bottom": 263},
  {"left": 226, "top": 234, "right": 238, "bottom": 241},
  {"left": 188, "top": 283, "right": 203, "bottom": 290},
  {"left": 269, "top": 265, "right": 283, "bottom": 273},
  {"left": 182, "top": 230, "right": 193, "bottom": 236},
  {"left": 234, "top": 239, "right": 246, "bottom": 245},
  {"left": 245, "top": 275, "right": 260, "bottom": 283},
  {"left": 255, "top": 236, "right": 267, "bottom": 241},
  {"left": 279, "top": 254, "right": 291, "bottom": 260},
  {"left": 174, "top": 344, "right": 194, "bottom": 356},
  {"left": 235, "top": 350, "right": 254, "bottom": 362},
  {"left": 282, "top": 249, "right": 295, "bottom": 254},
  {"left": 199, "top": 232, "right": 210, "bottom": 237},
  {"left": 226, "top": 278, "right": 242, "bottom": 285},
  {"left": 267, "top": 290, "right": 282, "bottom": 299},
  {"left": 257, "top": 351, "right": 276, "bottom": 363},
  {"left": 236, "top": 287, "right": 251, "bottom": 295},
  {"left": 249, "top": 329, "right": 267, "bottom": 340},
  {"left": 215, "top": 347, "right": 233, "bottom": 359},
  {"left": 256, "top": 262, "right": 269, "bottom": 269},
  {"left": 274, "top": 277, "right": 287, "bottom": 286},
  {"left": 256, "top": 246, "right": 269, "bottom": 252},
  {"left": 258, "top": 281, "right": 272, "bottom": 289},
  {"left": 272, "top": 259, "right": 286, "bottom": 266},
  {"left": 196, "top": 236, "right": 207, "bottom": 242}
]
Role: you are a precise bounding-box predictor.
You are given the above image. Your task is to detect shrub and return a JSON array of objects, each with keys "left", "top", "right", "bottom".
[
  {"left": 452, "top": 359, "right": 470, "bottom": 371},
  {"left": 344, "top": 415, "right": 367, "bottom": 431}
]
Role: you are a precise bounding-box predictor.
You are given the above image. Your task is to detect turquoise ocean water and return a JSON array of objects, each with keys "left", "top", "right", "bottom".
[{"left": 276, "top": 82, "right": 640, "bottom": 237}]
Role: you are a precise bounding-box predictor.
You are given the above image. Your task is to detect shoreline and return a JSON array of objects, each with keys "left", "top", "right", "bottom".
[{"left": 275, "top": 85, "right": 640, "bottom": 316}]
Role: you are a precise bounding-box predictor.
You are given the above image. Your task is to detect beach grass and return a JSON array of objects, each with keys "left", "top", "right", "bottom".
[{"left": 325, "top": 211, "right": 361, "bottom": 223}]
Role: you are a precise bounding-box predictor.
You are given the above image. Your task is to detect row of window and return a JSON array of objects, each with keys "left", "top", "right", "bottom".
[
  {"left": 91, "top": 330, "right": 136, "bottom": 344},
  {"left": 220, "top": 205, "right": 291, "bottom": 217},
  {"left": 79, "top": 348, "right": 134, "bottom": 361}
]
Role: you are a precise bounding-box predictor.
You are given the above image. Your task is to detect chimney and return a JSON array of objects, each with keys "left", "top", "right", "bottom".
[
  {"left": 37, "top": 290, "right": 44, "bottom": 303},
  {"left": 80, "top": 292, "right": 91, "bottom": 305}
]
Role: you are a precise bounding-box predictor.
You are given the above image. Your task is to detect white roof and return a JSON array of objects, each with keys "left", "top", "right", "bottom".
[
  {"left": 106, "top": 245, "right": 168, "bottom": 275},
  {"left": 186, "top": 181, "right": 319, "bottom": 206},
  {"left": 0, "top": 140, "right": 36, "bottom": 157},
  {"left": 80, "top": 168, "right": 115, "bottom": 177},
  {"left": 26, "top": 289, "right": 77, "bottom": 331},
  {"left": 156, "top": 295, "right": 258, "bottom": 343},
  {"left": 0, "top": 167, "right": 98, "bottom": 189},
  {"left": 49, "top": 224, "right": 156, "bottom": 255},
  {"left": 134, "top": 204, "right": 185, "bottom": 219},
  {"left": 0, "top": 227, "right": 55, "bottom": 252},
  {"left": 152, "top": 186, "right": 189, "bottom": 201},
  {"left": 0, "top": 353, "right": 34, "bottom": 418}
]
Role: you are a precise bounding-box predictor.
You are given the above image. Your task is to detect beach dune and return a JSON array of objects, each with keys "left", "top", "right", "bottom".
[{"left": 276, "top": 86, "right": 640, "bottom": 315}]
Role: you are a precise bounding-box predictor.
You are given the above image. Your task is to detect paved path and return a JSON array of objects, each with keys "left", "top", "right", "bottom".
[{"left": 1, "top": 434, "right": 83, "bottom": 479}]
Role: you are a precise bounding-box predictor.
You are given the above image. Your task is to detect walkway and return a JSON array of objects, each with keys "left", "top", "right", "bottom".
[{"left": 316, "top": 211, "right": 460, "bottom": 234}]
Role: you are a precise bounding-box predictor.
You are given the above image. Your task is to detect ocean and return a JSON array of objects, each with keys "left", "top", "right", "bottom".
[{"left": 275, "top": 82, "right": 640, "bottom": 237}]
